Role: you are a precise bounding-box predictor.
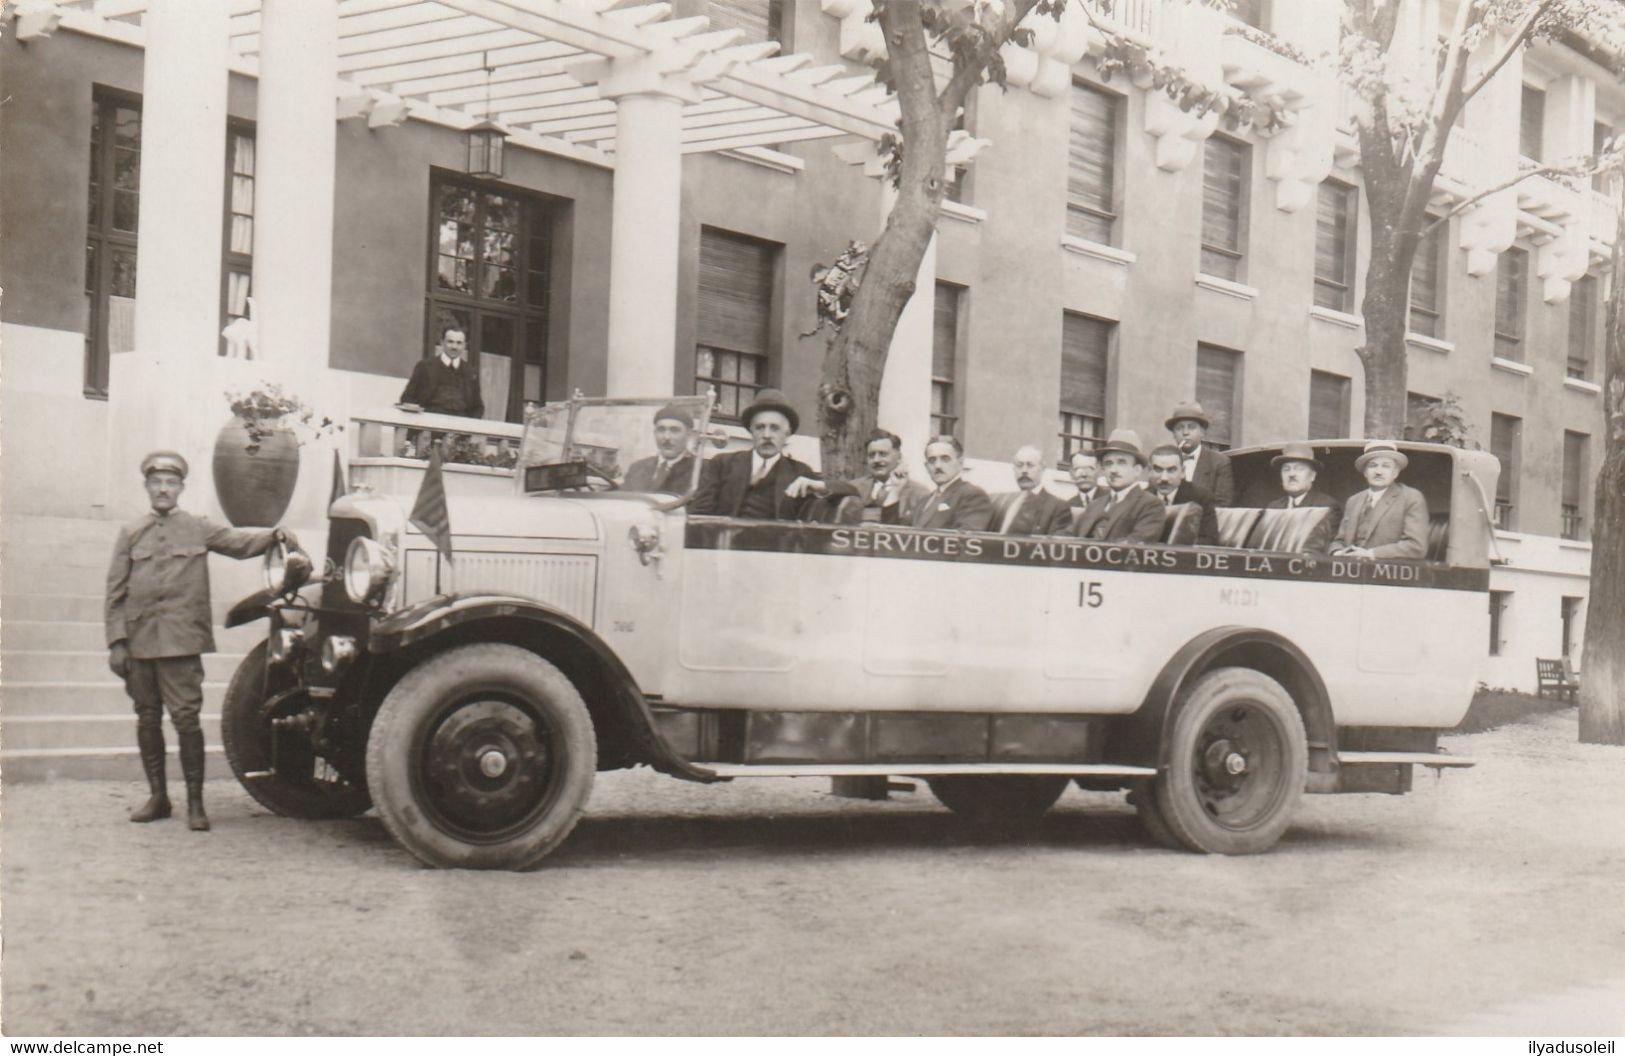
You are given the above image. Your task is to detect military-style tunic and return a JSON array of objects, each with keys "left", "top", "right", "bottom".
[{"left": 105, "top": 509, "right": 279, "bottom": 658}]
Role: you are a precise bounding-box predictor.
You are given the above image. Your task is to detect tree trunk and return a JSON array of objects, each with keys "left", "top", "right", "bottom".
[
  {"left": 1578, "top": 175, "right": 1625, "bottom": 745},
  {"left": 816, "top": 3, "right": 949, "bottom": 481},
  {"left": 1358, "top": 243, "right": 1412, "bottom": 439}
]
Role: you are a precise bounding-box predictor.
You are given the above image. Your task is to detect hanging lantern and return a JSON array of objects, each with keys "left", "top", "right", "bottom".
[
  {"left": 464, "top": 51, "right": 506, "bottom": 180},
  {"left": 465, "top": 118, "right": 506, "bottom": 179}
]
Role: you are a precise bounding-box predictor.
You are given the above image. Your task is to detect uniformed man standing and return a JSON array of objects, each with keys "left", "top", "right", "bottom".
[{"left": 106, "top": 451, "right": 296, "bottom": 831}]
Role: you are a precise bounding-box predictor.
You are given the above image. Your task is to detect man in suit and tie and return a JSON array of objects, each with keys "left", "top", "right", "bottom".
[
  {"left": 1265, "top": 442, "right": 1341, "bottom": 552},
  {"left": 691, "top": 389, "right": 854, "bottom": 519},
  {"left": 1147, "top": 444, "right": 1219, "bottom": 545},
  {"left": 1165, "top": 400, "right": 1234, "bottom": 506},
  {"left": 913, "top": 436, "right": 994, "bottom": 531},
  {"left": 1068, "top": 450, "right": 1106, "bottom": 511},
  {"left": 623, "top": 403, "right": 698, "bottom": 493},
  {"left": 842, "top": 429, "right": 932, "bottom": 525},
  {"left": 992, "top": 445, "right": 1074, "bottom": 536},
  {"left": 1072, "top": 430, "right": 1165, "bottom": 542},
  {"left": 1332, "top": 440, "right": 1430, "bottom": 559}
]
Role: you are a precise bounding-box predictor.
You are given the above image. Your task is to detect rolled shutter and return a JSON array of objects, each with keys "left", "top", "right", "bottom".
[
  {"left": 1061, "top": 313, "right": 1109, "bottom": 418},
  {"left": 698, "top": 228, "right": 774, "bottom": 356},
  {"left": 1195, "top": 344, "right": 1239, "bottom": 447}
]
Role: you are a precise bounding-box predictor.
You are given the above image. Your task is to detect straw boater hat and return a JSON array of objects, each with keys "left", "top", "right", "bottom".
[
  {"left": 140, "top": 450, "right": 189, "bottom": 479},
  {"left": 1095, "top": 428, "right": 1148, "bottom": 466},
  {"left": 1270, "top": 442, "right": 1323, "bottom": 472},
  {"left": 739, "top": 388, "right": 799, "bottom": 433},
  {"left": 1354, "top": 439, "right": 1409, "bottom": 473},
  {"left": 1164, "top": 401, "right": 1210, "bottom": 431}
]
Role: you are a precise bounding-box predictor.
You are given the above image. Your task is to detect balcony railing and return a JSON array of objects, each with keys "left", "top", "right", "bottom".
[
  {"left": 1562, "top": 505, "right": 1583, "bottom": 540},
  {"left": 347, "top": 406, "right": 525, "bottom": 500}
]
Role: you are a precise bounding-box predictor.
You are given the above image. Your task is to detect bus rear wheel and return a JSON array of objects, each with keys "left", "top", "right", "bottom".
[{"left": 1139, "top": 667, "right": 1306, "bottom": 855}]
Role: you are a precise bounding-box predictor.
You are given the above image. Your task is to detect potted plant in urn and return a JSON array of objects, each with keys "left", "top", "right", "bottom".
[{"left": 214, "top": 384, "right": 342, "bottom": 527}]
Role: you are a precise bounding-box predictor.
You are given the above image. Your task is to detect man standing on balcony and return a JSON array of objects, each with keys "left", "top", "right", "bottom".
[
  {"left": 105, "top": 452, "right": 296, "bottom": 831},
  {"left": 399, "top": 325, "right": 484, "bottom": 419}
]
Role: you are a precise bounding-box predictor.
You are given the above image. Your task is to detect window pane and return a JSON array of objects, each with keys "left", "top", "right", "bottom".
[
  {"left": 1490, "top": 412, "right": 1519, "bottom": 523},
  {"left": 933, "top": 283, "right": 960, "bottom": 382},
  {"left": 1195, "top": 343, "right": 1240, "bottom": 448},
  {"left": 1563, "top": 431, "right": 1585, "bottom": 507},
  {"left": 1568, "top": 274, "right": 1595, "bottom": 379},
  {"left": 1313, "top": 180, "right": 1354, "bottom": 310},
  {"left": 1520, "top": 85, "right": 1545, "bottom": 161},
  {"left": 1201, "top": 138, "right": 1246, "bottom": 271},
  {"left": 1494, "top": 249, "right": 1526, "bottom": 359},
  {"left": 1410, "top": 218, "right": 1443, "bottom": 336}
]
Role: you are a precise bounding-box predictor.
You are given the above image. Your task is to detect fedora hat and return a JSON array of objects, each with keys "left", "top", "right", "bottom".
[
  {"left": 739, "top": 388, "right": 799, "bottom": 434},
  {"left": 1354, "top": 439, "right": 1409, "bottom": 472},
  {"left": 1164, "top": 401, "right": 1210, "bottom": 431},
  {"left": 1270, "top": 442, "right": 1322, "bottom": 472},
  {"left": 1095, "top": 428, "right": 1147, "bottom": 466}
]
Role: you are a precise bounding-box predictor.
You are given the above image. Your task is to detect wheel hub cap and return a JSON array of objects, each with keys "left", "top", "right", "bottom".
[
  {"left": 423, "top": 698, "right": 552, "bottom": 836},
  {"left": 478, "top": 748, "right": 509, "bottom": 778}
]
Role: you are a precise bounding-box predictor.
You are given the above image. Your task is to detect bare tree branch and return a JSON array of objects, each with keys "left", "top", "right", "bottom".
[
  {"left": 1458, "top": 0, "right": 1556, "bottom": 106},
  {"left": 1420, "top": 156, "right": 1600, "bottom": 237},
  {"left": 937, "top": 0, "right": 1042, "bottom": 114}
]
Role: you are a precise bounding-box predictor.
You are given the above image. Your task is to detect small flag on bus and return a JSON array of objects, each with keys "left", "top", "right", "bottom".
[{"left": 410, "top": 442, "right": 454, "bottom": 567}]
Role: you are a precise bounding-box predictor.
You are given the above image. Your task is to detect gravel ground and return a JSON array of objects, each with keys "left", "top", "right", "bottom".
[{"left": 2, "top": 708, "right": 1623, "bottom": 1037}]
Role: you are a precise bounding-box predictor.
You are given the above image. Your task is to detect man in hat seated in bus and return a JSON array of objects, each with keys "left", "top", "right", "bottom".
[
  {"left": 623, "top": 403, "right": 697, "bottom": 493},
  {"left": 1147, "top": 444, "right": 1219, "bottom": 545},
  {"left": 991, "top": 445, "right": 1073, "bottom": 536},
  {"left": 1165, "top": 400, "right": 1234, "bottom": 507},
  {"left": 691, "top": 388, "right": 854, "bottom": 520},
  {"left": 1072, "top": 430, "right": 1165, "bottom": 543},
  {"left": 1266, "top": 442, "right": 1341, "bottom": 552},
  {"left": 912, "top": 436, "right": 994, "bottom": 531},
  {"left": 1332, "top": 440, "right": 1429, "bottom": 559}
]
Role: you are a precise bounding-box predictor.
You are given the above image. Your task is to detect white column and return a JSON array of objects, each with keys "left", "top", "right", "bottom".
[
  {"left": 254, "top": 0, "right": 337, "bottom": 383},
  {"left": 604, "top": 88, "right": 686, "bottom": 396},
  {"left": 875, "top": 187, "right": 937, "bottom": 463},
  {"left": 108, "top": 0, "right": 229, "bottom": 515}
]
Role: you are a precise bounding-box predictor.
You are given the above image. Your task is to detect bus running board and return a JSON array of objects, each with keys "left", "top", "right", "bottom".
[
  {"left": 1338, "top": 752, "right": 1475, "bottom": 769},
  {"left": 693, "top": 762, "right": 1158, "bottom": 779}
]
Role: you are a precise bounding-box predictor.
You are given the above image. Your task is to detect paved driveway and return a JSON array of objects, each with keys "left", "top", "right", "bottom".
[{"left": 3, "top": 709, "right": 1622, "bottom": 1036}]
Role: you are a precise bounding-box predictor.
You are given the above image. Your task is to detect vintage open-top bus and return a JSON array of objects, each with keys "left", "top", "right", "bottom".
[{"left": 223, "top": 394, "right": 1499, "bottom": 869}]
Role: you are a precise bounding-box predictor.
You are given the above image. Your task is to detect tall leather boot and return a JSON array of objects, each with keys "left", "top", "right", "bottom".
[
  {"left": 179, "top": 729, "right": 210, "bottom": 832},
  {"left": 129, "top": 724, "right": 171, "bottom": 823}
]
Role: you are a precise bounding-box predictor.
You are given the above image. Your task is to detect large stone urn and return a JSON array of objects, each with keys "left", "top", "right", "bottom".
[{"left": 212, "top": 417, "right": 300, "bottom": 527}]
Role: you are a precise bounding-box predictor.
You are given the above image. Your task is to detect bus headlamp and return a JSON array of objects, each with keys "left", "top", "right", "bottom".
[
  {"left": 344, "top": 537, "right": 394, "bottom": 607},
  {"left": 263, "top": 539, "right": 312, "bottom": 598}
]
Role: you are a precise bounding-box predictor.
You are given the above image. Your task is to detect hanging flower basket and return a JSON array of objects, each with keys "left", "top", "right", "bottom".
[{"left": 213, "top": 384, "right": 342, "bottom": 527}]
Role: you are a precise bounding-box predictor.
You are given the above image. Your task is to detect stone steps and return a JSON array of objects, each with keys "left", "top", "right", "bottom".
[
  {"left": 2, "top": 649, "right": 244, "bottom": 685},
  {"left": 3, "top": 713, "right": 223, "bottom": 751},
  {"left": 0, "top": 744, "right": 227, "bottom": 782}
]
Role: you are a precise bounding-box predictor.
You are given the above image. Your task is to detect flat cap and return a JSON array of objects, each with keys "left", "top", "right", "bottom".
[{"left": 653, "top": 403, "right": 694, "bottom": 429}]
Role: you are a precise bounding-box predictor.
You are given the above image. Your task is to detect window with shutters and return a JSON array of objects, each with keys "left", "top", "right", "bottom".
[
  {"left": 1066, "top": 81, "right": 1121, "bottom": 245},
  {"left": 1490, "top": 412, "right": 1520, "bottom": 529},
  {"left": 1308, "top": 370, "right": 1350, "bottom": 439},
  {"left": 704, "top": 0, "right": 787, "bottom": 45},
  {"left": 1059, "top": 312, "right": 1111, "bottom": 461},
  {"left": 695, "top": 226, "right": 778, "bottom": 422},
  {"left": 1200, "top": 137, "right": 1249, "bottom": 281},
  {"left": 221, "top": 124, "right": 255, "bottom": 357},
  {"left": 1520, "top": 85, "right": 1545, "bottom": 161},
  {"left": 1562, "top": 431, "right": 1587, "bottom": 540},
  {"left": 1595, "top": 120, "right": 1613, "bottom": 191},
  {"left": 1568, "top": 274, "right": 1597, "bottom": 380},
  {"left": 932, "top": 282, "right": 963, "bottom": 436},
  {"left": 1409, "top": 214, "right": 1445, "bottom": 337},
  {"left": 1195, "top": 343, "right": 1242, "bottom": 449},
  {"left": 1494, "top": 248, "right": 1527, "bottom": 361},
  {"left": 426, "top": 174, "right": 554, "bottom": 422},
  {"left": 1313, "top": 180, "right": 1357, "bottom": 311}
]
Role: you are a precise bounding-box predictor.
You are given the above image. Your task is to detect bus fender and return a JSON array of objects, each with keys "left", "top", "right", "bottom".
[
  {"left": 368, "top": 593, "right": 715, "bottom": 782},
  {"left": 1109, "top": 626, "right": 1335, "bottom": 775}
]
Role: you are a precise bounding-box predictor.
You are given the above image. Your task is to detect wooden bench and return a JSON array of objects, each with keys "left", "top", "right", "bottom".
[{"left": 1535, "top": 658, "right": 1580, "bottom": 702}]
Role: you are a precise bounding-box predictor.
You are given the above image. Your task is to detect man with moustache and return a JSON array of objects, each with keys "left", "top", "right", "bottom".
[
  {"left": 1146, "top": 444, "right": 1220, "bottom": 545},
  {"left": 623, "top": 403, "right": 698, "bottom": 493},
  {"left": 912, "top": 436, "right": 994, "bottom": 531},
  {"left": 1072, "top": 430, "right": 1165, "bottom": 543},
  {"left": 1165, "top": 400, "right": 1234, "bottom": 507},
  {"left": 1265, "top": 442, "right": 1341, "bottom": 552},
  {"left": 991, "top": 445, "right": 1073, "bottom": 536},
  {"left": 1068, "top": 450, "right": 1106, "bottom": 511},
  {"left": 1332, "top": 440, "right": 1429, "bottom": 559},
  {"left": 841, "top": 428, "right": 932, "bottom": 525},
  {"left": 691, "top": 389, "right": 853, "bottom": 519}
]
